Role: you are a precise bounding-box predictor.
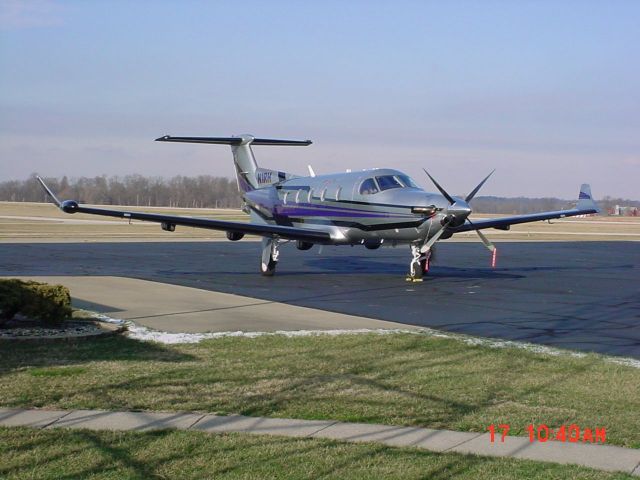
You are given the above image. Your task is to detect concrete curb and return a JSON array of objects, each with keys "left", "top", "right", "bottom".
[{"left": 1, "top": 408, "right": 638, "bottom": 475}]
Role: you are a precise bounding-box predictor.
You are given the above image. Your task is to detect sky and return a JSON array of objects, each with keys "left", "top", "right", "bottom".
[{"left": 1, "top": 0, "right": 639, "bottom": 199}]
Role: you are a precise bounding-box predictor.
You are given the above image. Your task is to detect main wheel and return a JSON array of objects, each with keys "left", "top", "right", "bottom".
[{"left": 260, "top": 257, "right": 277, "bottom": 276}]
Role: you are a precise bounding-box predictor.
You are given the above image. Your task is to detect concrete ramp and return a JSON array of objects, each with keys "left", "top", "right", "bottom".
[{"left": 10, "top": 276, "right": 414, "bottom": 334}]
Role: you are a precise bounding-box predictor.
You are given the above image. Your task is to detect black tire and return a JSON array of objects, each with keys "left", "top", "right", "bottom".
[
  {"left": 261, "top": 257, "right": 277, "bottom": 276},
  {"left": 412, "top": 261, "right": 423, "bottom": 279}
]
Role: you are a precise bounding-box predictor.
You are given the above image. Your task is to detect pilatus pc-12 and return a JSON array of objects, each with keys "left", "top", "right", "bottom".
[{"left": 38, "top": 134, "right": 599, "bottom": 281}]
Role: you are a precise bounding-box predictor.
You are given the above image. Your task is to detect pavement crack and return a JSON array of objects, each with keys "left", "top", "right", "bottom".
[
  {"left": 306, "top": 421, "right": 339, "bottom": 437},
  {"left": 186, "top": 414, "right": 207, "bottom": 430},
  {"left": 441, "top": 431, "right": 485, "bottom": 452},
  {"left": 41, "top": 410, "right": 73, "bottom": 430}
]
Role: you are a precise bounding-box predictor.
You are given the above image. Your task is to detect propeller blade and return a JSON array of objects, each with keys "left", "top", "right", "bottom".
[
  {"left": 466, "top": 218, "right": 495, "bottom": 251},
  {"left": 422, "top": 169, "right": 455, "bottom": 205},
  {"left": 420, "top": 227, "right": 446, "bottom": 253},
  {"left": 465, "top": 218, "right": 498, "bottom": 268},
  {"left": 465, "top": 169, "right": 495, "bottom": 203},
  {"left": 420, "top": 216, "right": 452, "bottom": 253},
  {"left": 475, "top": 229, "right": 495, "bottom": 252}
]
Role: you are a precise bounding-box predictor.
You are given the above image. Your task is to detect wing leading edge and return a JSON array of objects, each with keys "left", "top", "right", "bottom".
[
  {"left": 36, "top": 177, "right": 332, "bottom": 244},
  {"left": 452, "top": 184, "right": 600, "bottom": 233}
]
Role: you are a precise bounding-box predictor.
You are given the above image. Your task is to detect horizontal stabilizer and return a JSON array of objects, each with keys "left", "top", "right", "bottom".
[{"left": 156, "top": 136, "right": 312, "bottom": 146}]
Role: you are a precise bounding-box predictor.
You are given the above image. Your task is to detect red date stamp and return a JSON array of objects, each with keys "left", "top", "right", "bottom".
[{"left": 487, "top": 424, "right": 606, "bottom": 444}]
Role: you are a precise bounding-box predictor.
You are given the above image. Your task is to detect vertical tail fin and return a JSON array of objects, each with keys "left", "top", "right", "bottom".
[
  {"left": 577, "top": 184, "right": 600, "bottom": 213},
  {"left": 156, "top": 135, "right": 311, "bottom": 193},
  {"left": 231, "top": 136, "right": 259, "bottom": 192}
]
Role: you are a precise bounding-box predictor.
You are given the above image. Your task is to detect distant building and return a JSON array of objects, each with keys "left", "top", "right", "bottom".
[{"left": 609, "top": 205, "right": 639, "bottom": 216}]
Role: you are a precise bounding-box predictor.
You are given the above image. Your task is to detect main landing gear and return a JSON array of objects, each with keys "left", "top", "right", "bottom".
[
  {"left": 261, "top": 237, "right": 280, "bottom": 276},
  {"left": 406, "top": 244, "right": 432, "bottom": 283}
]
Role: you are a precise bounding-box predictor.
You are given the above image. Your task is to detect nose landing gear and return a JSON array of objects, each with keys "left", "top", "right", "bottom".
[{"left": 406, "top": 244, "right": 432, "bottom": 282}]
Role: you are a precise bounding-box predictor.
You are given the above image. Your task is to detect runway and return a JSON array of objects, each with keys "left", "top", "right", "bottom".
[{"left": 2, "top": 241, "right": 639, "bottom": 358}]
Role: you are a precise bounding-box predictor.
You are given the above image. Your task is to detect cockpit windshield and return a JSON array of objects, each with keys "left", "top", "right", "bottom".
[
  {"left": 375, "top": 175, "right": 403, "bottom": 191},
  {"left": 359, "top": 174, "right": 420, "bottom": 195},
  {"left": 397, "top": 175, "right": 419, "bottom": 188}
]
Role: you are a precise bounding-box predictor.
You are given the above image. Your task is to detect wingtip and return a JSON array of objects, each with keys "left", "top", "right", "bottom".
[{"left": 35, "top": 175, "right": 62, "bottom": 207}]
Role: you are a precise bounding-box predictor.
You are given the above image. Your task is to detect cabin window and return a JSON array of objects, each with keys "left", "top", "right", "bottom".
[
  {"left": 335, "top": 187, "right": 342, "bottom": 201},
  {"left": 283, "top": 192, "right": 289, "bottom": 204},
  {"left": 320, "top": 188, "right": 327, "bottom": 201},
  {"left": 295, "top": 190, "right": 302, "bottom": 203},
  {"left": 375, "top": 175, "right": 404, "bottom": 191},
  {"left": 359, "top": 178, "right": 379, "bottom": 195}
]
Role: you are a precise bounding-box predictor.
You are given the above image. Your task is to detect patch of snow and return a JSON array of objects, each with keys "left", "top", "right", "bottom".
[{"left": 86, "top": 313, "right": 640, "bottom": 369}]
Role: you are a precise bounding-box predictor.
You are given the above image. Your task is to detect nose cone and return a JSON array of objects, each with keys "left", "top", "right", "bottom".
[{"left": 446, "top": 199, "right": 472, "bottom": 227}]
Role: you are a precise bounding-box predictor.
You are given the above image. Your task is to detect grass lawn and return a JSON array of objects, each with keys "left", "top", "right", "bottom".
[
  {"left": 0, "top": 427, "right": 635, "bottom": 479},
  {"left": 1, "top": 333, "right": 639, "bottom": 449}
]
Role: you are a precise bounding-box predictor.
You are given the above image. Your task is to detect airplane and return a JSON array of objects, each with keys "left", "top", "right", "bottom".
[{"left": 37, "top": 134, "right": 600, "bottom": 281}]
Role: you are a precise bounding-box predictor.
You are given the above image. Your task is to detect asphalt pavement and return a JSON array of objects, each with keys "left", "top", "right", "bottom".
[{"left": 1, "top": 241, "right": 638, "bottom": 357}]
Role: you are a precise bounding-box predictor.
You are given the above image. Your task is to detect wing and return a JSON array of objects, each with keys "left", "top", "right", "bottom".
[
  {"left": 36, "top": 177, "right": 332, "bottom": 244},
  {"left": 452, "top": 184, "right": 600, "bottom": 233}
]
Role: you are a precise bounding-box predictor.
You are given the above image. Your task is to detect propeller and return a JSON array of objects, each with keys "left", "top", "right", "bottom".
[
  {"left": 422, "top": 169, "right": 455, "bottom": 205},
  {"left": 423, "top": 169, "right": 498, "bottom": 267},
  {"left": 465, "top": 169, "right": 495, "bottom": 203}
]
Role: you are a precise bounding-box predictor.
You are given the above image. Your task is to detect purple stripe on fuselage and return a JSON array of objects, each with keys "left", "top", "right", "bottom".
[
  {"left": 276, "top": 206, "right": 406, "bottom": 218},
  {"left": 275, "top": 202, "right": 415, "bottom": 218},
  {"left": 297, "top": 202, "right": 412, "bottom": 214}
]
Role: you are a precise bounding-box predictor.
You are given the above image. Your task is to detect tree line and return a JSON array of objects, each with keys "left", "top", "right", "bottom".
[
  {"left": 0, "top": 174, "right": 637, "bottom": 213},
  {"left": 0, "top": 174, "right": 243, "bottom": 209},
  {"left": 471, "top": 195, "right": 638, "bottom": 214}
]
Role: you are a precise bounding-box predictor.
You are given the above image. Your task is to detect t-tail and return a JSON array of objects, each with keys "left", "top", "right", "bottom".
[{"left": 155, "top": 135, "right": 311, "bottom": 192}]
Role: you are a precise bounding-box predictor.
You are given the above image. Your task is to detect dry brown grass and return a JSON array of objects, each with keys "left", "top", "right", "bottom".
[
  {"left": 1, "top": 202, "right": 638, "bottom": 243},
  {"left": 0, "top": 202, "right": 249, "bottom": 242}
]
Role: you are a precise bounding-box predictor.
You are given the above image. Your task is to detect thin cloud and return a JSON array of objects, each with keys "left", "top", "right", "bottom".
[{"left": 0, "top": 0, "right": 63, "bottom": 29}]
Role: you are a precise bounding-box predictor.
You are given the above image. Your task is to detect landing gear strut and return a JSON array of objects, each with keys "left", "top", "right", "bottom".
[
  {"left": 406, "top": 245, "right": 432, "bottom": 282},
  {"left": 260, "top": 237, "right": 280, "bottom": 276}
]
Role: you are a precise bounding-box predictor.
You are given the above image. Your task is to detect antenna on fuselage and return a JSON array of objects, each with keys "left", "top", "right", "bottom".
[{"left": 308, "top": 165, "right": 316, "bottom": 177}]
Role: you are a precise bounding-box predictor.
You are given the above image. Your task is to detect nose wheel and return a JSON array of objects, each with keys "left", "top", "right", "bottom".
[{"left": 406, "top": 245, "right": 431, "bottom": 282}]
